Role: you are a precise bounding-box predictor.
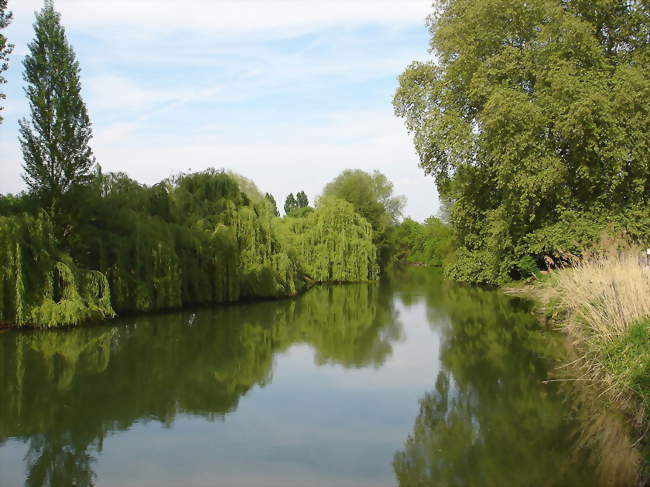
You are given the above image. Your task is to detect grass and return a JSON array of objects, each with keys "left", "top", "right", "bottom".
[
  {"left": 539, "top": 250, "right": 650, "bottom": 415},
  {"left": 519, "top": 248, "right": 650, "bottom": 482},
  {"left": 523, "top": 249, "right": 649, "bottom": 453},
  {"left": 601, "top": 319, "right": 650, "bottom": 417}
]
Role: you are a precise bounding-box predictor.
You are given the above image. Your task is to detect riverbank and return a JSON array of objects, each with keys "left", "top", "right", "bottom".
[{"left": 505, "top": 251, "right": 650, "bottom": 484}]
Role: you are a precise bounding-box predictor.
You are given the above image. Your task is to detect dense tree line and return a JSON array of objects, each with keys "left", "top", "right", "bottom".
[
  {"left": 395, "top": 0, "right": 650, "bottom": 284},
  {"left": 392, "top": 216, "right": 455, "bottom": 267},
  {"left": 0, "top": 2, "right": 389, "bottom": 328}
]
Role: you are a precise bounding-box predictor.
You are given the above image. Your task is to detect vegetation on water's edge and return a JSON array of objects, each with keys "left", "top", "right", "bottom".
[
  {"left": 506, "top": 248, "right": 650, "bottom": 483},
  {"left": 0, "top": 169, "right": 387, "bottom": 328},
  {"left": 394, "top": 0, "right": 650, "bottom": 285}
]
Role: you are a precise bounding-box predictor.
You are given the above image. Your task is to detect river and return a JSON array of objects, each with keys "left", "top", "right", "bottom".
[{"left": 0, "top": 268, "right": 616, "bottom": 486}]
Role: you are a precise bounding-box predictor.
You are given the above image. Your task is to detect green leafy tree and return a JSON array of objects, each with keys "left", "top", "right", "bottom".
[
  {"left": 19, "top": 0, "right": 95, "bottom": 226},
  {"left": 394, "top": 0, "right": 650, "bottom": 284},
  {"left": 264, "top": 192, "right": 280, "bottom": 217},
  {"left": 323, "top": 170, "right": 404, "bottom": 230},
  {"left": 322, "top": 169, "right": 405, "bottom": 265},
  {"left": 296, "top": 190, "right": 309, "bottom": 208},
  {"left": 284, "top": 193, "right": 298, "bottom": 215},
  {"left": 0, "top": 0, "right": 13, "bottom": 123}
]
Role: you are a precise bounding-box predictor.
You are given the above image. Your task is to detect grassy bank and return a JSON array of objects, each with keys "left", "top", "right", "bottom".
[{"left": 512, "top": 250, "right": 650, "bottom": 481}]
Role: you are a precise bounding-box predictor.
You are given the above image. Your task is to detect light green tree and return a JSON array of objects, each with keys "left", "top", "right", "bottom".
[
  {"left": 322, "top": 169, "right": 405, "bottom": 265},
  {"left": 265, "top": 192, "right": 280, "bottom": 217}
]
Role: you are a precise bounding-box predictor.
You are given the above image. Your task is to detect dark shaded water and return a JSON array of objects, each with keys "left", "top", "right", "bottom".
[{"left": 0, "top": 269, "right": 610, "bottom": 486}]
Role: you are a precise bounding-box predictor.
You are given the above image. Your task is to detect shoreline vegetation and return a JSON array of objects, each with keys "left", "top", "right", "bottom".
[
  {"left": 504, "top": 247, "right": 650, "bottom": 483},
  {"left": 391, "top": 0, "right": 649, "bottom": 483},
  {"left": 0, "top": 169, "right": 384, "bottom": 329},
  {"left": 0, "top": 0, "right": 648, "bottom": 484}
]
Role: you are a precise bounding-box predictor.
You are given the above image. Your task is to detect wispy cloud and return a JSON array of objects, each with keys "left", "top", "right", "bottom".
[{"left": 0, "top": 0, "right": 438, "bottom": 220}]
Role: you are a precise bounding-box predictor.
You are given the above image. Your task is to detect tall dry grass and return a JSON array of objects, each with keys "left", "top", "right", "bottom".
[
  {"left": 537, "top": 245, "right": 649, "bottom": 484},
  {"left": 544, "top": 246, "right": 650, "bottom": 416},
  {"left": 552, "top": 250, "right": 650, "bottom": 341}
]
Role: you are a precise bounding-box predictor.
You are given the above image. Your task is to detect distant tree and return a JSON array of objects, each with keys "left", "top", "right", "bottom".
[
  {"left": 0, "top": 0, "right": 13, "bottom": 123},
  {"left": 284, "top": 193, "right": 298, "bottom": 215},
  {"left": 296, "top": 191, "right": 309, "bottom": 208},
  {"left": 323, "top": 169, "right": 405, "bottom": 265},
  {"left": 265, "top": 192, "right": 280, "bottom": 217},
  {"left": 322, "top": 169, "right": 404, "bottom": 232},
  {"left": 227, "top": 170, "right": 264, "bottom": 202},
  {"left": 19, "top": 1, "right": 95, "bottom": 226}
]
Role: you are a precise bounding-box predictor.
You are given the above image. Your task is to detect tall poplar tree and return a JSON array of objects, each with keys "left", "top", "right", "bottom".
[
  {"left": 0, "top": 0, "right": 13, "bottom": 123},
  {"left": 265, "top": 192, "right": 280, "bottom": 217},
  {"left": 296, "top": 191, "right": 309, "bottom": 208},
  {"left": 19, "top": 0, "right": 95, "bottom": 222},
  {"left": 284, "top": 193, "right": 297, "bottom": 215}
]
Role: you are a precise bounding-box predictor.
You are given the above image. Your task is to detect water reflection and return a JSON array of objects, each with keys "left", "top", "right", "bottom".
[
  {"left": 0, "top": 269, "right": 627, "bottom": 487},
  {"left": 0, "top": 283, "right": 400, "bottom": 486},
  {"left": 392, "top": 273, "right": 604, "bottom": 487}
]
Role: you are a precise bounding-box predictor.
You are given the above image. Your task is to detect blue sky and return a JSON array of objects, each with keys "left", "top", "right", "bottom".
[{"left": 0, "top": 0, "right": 438, "bottom": 220}]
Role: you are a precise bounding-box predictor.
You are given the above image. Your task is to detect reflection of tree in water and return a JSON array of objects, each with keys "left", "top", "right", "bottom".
[
  {"left": 393, "top": 283, "right": 602, "bottom": 487},
  {"left": 0, "top": 280, "right": 401, "bottom": 486}
]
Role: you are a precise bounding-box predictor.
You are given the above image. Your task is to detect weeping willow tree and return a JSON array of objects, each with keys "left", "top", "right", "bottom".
[
  {"left": 0, "top": 212, "right": 114, "bottom": 327},
  {"left": 0, "top": 169, "right": 379, "bottom": 327},
  {"left": 275, "top": 197, "right": 379, "bottom": 283}
]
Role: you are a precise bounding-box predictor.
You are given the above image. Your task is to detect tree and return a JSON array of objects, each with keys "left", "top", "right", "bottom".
[
  {"left": 322, "top": 169, "right": 405, "bottom": 265},
  {"left": 0, "top": 0, "right": 13, "bottom": 123},
  {"left": 322, "top": 169, "right": 405, "bottom": 232},
  {"left": 265, "top": 192, "right": 280, "bottom": 217},
  {"left": 394, "top": 0, "right": 650, "bottom": 284},
  {"left": 19, "top": 0, "right": 95, "bottom": 224},
  {"left": 296, "top": 190, "right": 309, "bottom": 208},
  {"left": 284, "top": 193, "right": 297, "bottom": 215}
]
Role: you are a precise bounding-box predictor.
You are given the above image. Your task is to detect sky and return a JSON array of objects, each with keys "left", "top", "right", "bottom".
[{"left": 0, "top": 0, "right": 438, "bottom": 220}]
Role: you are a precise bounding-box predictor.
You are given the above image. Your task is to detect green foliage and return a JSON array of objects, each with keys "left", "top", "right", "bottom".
[
  {"left": 286, "top": 206, "right": 314, "bottom": 218},
  {"left": 275, "top": 197, "right": 379, "bottom": 282},
  {"left": 264, "top": 192, "right": 280, "bottom": 217},
  {"left": 392, "top": 216, "right": 456, "bottom": 266},
  {"left": 601, "top": 319, "right": 650, "bottom": 414},
  {"left": 296, "top": 190, "right": 309, "bottom": 208},
  {"left": 0, "top": 212, "right": 114, "bottom": 327},
  {"left": 19, "top": 1, "right": 95, "bottom": 224},
  {"left": 0, "top": 168, "right": 379, "bottom": 327},
  {"left": 284, "top": 192, "right": 298, "bottom": 215},
  {"left": 322, "top": 169, "right": 405, "bottom": 266},
  {"left": 394, "top": 0, "right": 650, "bottom": 284},
  {"left": 0, "top": 0, "right": 13, "bottom": 123}
]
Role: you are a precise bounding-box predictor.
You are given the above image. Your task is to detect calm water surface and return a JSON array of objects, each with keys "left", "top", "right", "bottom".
[{"left": 0, "top": 268, "right": 605, "bottom": 486}]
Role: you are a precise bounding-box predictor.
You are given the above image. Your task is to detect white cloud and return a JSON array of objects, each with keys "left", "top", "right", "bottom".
[
  {"left": 0, "top": 0, "right": 438, "bottom": 220},
  {"left": 10, "top": 1, "right": 431, "bottom": 40},
  {"left": 88, "top": 109, "right": 438, "bottom": 220}
]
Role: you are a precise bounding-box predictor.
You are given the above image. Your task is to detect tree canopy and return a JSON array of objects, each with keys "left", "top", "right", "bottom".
[
  {"left": 394, "top": 0, "right": 650, "bottom": 284},
  {"left": 264, "top": 193, "right": 280, "bottom": 217},
  {"left": 0, "top": 0, "right": 12, "bottom": 123},
  {"left": 296, "top": 190, "right": 309, "bottom": 208},
  {"left": 19, "top": 1, "right": 95, "bottom": 227},
  {"left": 322, "top": 169, "right": 406, "bottom": 265},
  {"left": 284, "top": 193, "right": 297, "bottom": 215}
]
